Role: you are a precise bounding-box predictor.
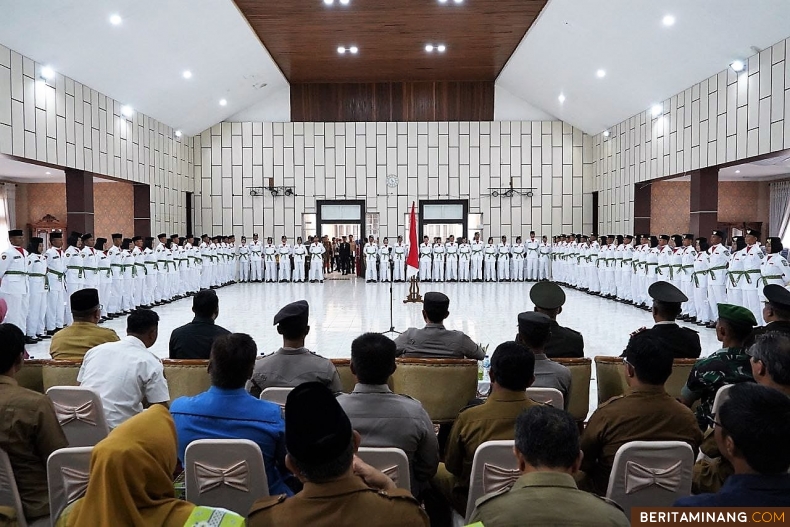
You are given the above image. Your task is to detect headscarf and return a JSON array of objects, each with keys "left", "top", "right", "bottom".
[{"left": 65, "top": 405, "right": 194, "bottom": 527}]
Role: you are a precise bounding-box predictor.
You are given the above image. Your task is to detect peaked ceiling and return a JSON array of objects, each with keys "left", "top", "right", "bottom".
[{"left": 234, "top": 0, "right": 548, "bottom": 83}]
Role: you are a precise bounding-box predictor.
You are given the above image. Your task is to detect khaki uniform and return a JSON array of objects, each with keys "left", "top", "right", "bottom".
[
  {"left": 579, "top": 385, "right": 703, "bottom": 495},
  {"left": 49, "top": 321, "right": 121, "bottom": 360},
  {"left": 469, "top": 472, "right": 629, "bottom": 527},
  {"left": 394, "top": 323, "right": 484, "bottom": 360},
  {"left": 692, "top": 428, "right": 732, "bottom": 494},
  {"left": 248, "top": 474, "right": 429, "bottom": 527},
  {"left": 246, "top": 347, "right": 343, "bottom": 397},
  {"left": 434, "top": 391, "right": 538, "bottom": 514},
  {"left": 0, "top": 376, "right": 68, "bottom": 520}
]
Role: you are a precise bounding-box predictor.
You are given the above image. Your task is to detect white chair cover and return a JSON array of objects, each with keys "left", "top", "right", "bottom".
[
  {"left": 525, "top": 387, "right": 564, "bottom": 408},
  {"left": 185, "top": 439, "right": 268, "bottom": 515},
  {"left": 259, "top": 387, "right": 293, "bottom": 408},
  {"left": 357, "top": 447, "right": 411, "bottom": 492},
  {"left": 711, "top": 384, "right": 734, "bottom": 417},
  {"left": 46, "top": 387, "right": 109, "bottom": 447},
  {"left": 464, "top": 440, "right": 518, "bottom": 523},
  {"left": 0, "top": 448, "right": 29, "bottom": 527},
  {"left": 606, "top": 440, "right": 694, "bottom": 516},
  {"left": 47, "top": 447, "right": 92, "bottom": 526}
]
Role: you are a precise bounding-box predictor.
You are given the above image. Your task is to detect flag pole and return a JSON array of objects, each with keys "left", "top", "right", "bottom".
[{"left": 404, "top": 201, "right": 423, "bottom": 304}]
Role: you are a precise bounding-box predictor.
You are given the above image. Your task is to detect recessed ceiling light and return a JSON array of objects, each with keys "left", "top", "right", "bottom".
[
  {"left": 730, "top": 60, "right": 745, "bottom": 72},
  {"left": 438, "top": 0, "right": 448, "bottom": 3},
  {"left": 175, "top": 130, "right": 182, "bottom": 137},
  {"left": 337, "top": 46, "right": 346, "bottom": 54},
  {"left": 41, "top": 66, "right": 55, "bottom": 80},
  {"left": 349, "top": 46, "right": 358, "bottom": 54},
  {"left": 219, "top": 99, "right": 227, "bottom": 106},
  {"left": 437, "top": 44, "right": 446, "bottom": 52},
  {"left": 662, "top": 15, "right": 675, "bottom": 26},
  {"left": 182, "top": 70, "right": 192, "bottom": 79},
  {"left": 109, "top": 14, "right": 122, "bottom": 25},
  {"left": 558, "top": 94, "right": 566, "bottom": 103},
  {"left": 425, "top": 44, "right": 434, "bottom": 52},
  {"left": 45, "top": 171, "right": 51, "bottom": 175},
  {"left": 596, "top": 69, "right": 606, "bottom": 78},
  {"left": 121, "top": 105, "right": 133, "bottom": 117},
  {"left": 735, "top": 170, "right": 741, "bottom": 174},
  {"left": 339, "top": 0, "right": 350, "bottom": 4},
  {"left": 324, "top": 0, "right": 333, "bottom": 4},
  {"left": 603, "top": 130, "right": 610, "bottom": 137},
  {"left": 651, "top": 104, "right": 662, "bottom": 117},
  {"left": 453, "top": 0, "right": 463, "bottom": 3}
]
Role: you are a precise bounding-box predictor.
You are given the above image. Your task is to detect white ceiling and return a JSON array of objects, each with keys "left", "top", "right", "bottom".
[
  {"left": 497, "top": 0, "right": 790, "bottom": 134},
  {"left": 0, "top": 155, "right": 110, "bottom": 183},
  {"left": 0, "top": 0, "right": 288, "bottom": 136},
  {"left": 668, "top": 150, "right": 790, "bottom": 182}
]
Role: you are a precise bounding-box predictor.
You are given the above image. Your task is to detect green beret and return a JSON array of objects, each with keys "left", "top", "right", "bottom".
[{"left": 717, "top": 303, "right": 757, "bottom": 327}]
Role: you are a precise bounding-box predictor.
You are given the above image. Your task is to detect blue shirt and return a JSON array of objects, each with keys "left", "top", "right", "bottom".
[
  {"left": 674, "top": 473, "right": 790, "bottom": 507},
  {"left": 171, "top": 386, "right": 292, "bottom": 497}
]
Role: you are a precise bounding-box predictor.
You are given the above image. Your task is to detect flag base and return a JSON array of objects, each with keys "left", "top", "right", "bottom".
[{"left": 403, "top": 276, "right": 423, "bottom": 304}]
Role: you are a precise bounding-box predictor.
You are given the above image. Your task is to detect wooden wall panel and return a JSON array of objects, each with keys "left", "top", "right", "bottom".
[{"left": 291, "top": 82, "right": 494, "bottom": 122}]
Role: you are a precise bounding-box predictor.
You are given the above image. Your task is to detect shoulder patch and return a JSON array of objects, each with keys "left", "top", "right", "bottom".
[{"left": 248, "top": 494, "right": 287, "bottom": 514}]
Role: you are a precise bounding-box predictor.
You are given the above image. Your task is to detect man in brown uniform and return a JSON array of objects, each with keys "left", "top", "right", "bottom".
[
  {"left": 50, "top": 288, "right": 120, "bottom": 360},
  {"left": 432, "top": 342, "right": 537, "bottom": 514},
  {"left": 0, "top": 323, "right": 68, "bottom": 522},
  {"left": 579, "top": 335, "right": 702, "bottom": 495},
  {"left": 248, "top": 382, "right": 429, "bottom": 527}
]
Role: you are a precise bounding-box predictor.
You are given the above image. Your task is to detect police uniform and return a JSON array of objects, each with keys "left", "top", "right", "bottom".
[
  {"left": 248, "top": 383, "right": 429, "bottom": 527},
  {"left": 0, "top": 230, "right": 30, "bottom": 333},
  {"left": 529, "top": 281, "right": 584, "bottom": 358}
]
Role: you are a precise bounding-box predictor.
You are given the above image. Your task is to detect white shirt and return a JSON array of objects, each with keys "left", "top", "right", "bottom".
[{"left": 78, "top": 336, "right": 170, "bottom": 429}]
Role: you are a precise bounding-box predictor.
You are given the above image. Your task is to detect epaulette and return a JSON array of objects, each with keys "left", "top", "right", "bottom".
[
  {"left": 248, "top": 493, "right": 287, "bottom": 514},
  {"left": 396, "top": 393, "right": 418, "bottom": 402},
  {"left": 594, "top": 493, "right": 625, "bottom": 512},
  {"left": 681, "top": 326, "right": 699, "bottom": 334},
  {"left": 375, "top": 488, "right": 421, "bottom": 505},
  {"left": 598, "top": 395, "right": 625, "bottom": 408},
  {"left": 563, "top": 325, "right": 582, "bottom": 336},
  {"left": 473, "top": 485, "right": 511, "bottom": 509}
]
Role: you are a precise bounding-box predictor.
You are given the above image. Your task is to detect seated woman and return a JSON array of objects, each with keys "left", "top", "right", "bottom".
[{"left": 56, "top": 405, "right": 244, "bottom": 526}]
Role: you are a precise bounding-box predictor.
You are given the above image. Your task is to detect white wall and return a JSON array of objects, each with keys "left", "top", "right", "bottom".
[
  {"left": 193, "top": 121, "right": 594, "bottom": 240},
  {"left": 593, "top": 36, "right": 790, "bottom": 234},
  {"left": 0, "top": 44, "right": 195, "bottom": 236}
]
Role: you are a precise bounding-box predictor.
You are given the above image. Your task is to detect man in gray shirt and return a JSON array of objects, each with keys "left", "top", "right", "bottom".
[
  {"left": 247, "top": 300, "right": 342, "bottom": 397},
  {"left": 337, "top": 332, "right": 439, "bottom": 496},
  {"left": 394, "top": 292, "right": 484, "bottom": 359},
  {"left": 516, "top": 311, "right": 572, "bottom": 407}
]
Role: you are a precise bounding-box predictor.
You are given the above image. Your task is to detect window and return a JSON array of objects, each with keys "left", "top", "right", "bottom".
[
  {"left": 422, "top": 203, "right": 464, "bottom": 221},
  {"left": 302, "top": 213, "right": 316, "bottom": 238},
  {"left": 321, "top": 204, "right": 362, "bottom": 221},
  {"left": 366, "top": 212, "right": 380, "bottom": 238},
  {"left": 468, "top": 213, "right": 483, "bottom": 237}
]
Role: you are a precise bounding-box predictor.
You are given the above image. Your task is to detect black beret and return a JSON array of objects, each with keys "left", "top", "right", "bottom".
[
  {"left": 111, "top": 233, "right": 123, "bottom": 239},
  {"left": 170, "top": 234, "right": 179, "bottom": 239},
  {"left": 764, "top": 284, "right": 790, "bottom": 311},
  {"left": 274, "top": 300, "right": 309, "bottom": 326},
  {"left": 8, "top": 229, "right": 23, "bottom": 237},
  {"left": 132, "top": 236, "right": 143, "bottom": 242},
  {"left": 746, "top": 228, "right": 761, "bottom": 238},
  {"left": 518, "top": 311, "right": 552, "bottom": 333},
  {"left": 660, "top": 235, "right": 670, "bottom": 241},
  {"left": 81, "top": 233, "right": 93, "bottom": 241},
  {"left": 145, "top": 236, "right": 155, "bottom": 242},
  {"left": 683, "top": 234, "right": 695, "bottom": 240},
  {"left": 712, "top": 230, "right": 725, "bottom": 238},
  {"left": 424, "top": 292, "right": 450, "bottom": 312},
  {"left": 95, "top": 238, "right": 107, "bottom": 248},
  {"left": 530, "top": 281, "right": 566, "bottom": 310},
  {"left": 285, "top": 382, "right": 352, "bottom": 464},
  {"left": 624, "top": 234, "right": 633, "bottom": 239},
  {"left": 69, "top": 231, "right": 82, "bottom": 238},
  {"left": 49, "top": 232, "right": 62, "bottom": 240},
  {"left": 30, "top": 237, "right": 43, "bottom": 244},
  {"left": 648, "top": 281, "right": 687, "bottom": 303},
  {"left": 71, "top": 288, "right": 99, "bottom": 311},
  {"left": 157, "top": 233, "right": 167, "bottom": 239},
  {"left": 186, "top": 233, "right": 194, "bottom": 238}
]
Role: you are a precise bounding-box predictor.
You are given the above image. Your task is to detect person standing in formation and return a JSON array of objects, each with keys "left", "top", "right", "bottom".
[
  {"left": 470, "top": 232, "right": 484, "bottom": 282},
  {"left": 237, "top": 236, "right": 250, "bottom": 282},
  {"left": 154, "top": 233, "right": 168, "bottom": 303},
  {"left": 80, "top": 234, "right": 100, "bottom": 310},
  {"left": 379, "top": 238, "right": 392, "bottom": 282},
  {"left": 432, "top": 237, "right": 445, "bottom": 282},
  {"left": 678, "top": 234, "right": 698, "bottom": 322},
  {"left": 458, "top": 237, "right": 471, "bottom": 282},
  {"left": 525, "top": 231, "right": 539, "bottom": 281},
  {"left": 199, "top": 234, "right": 212, "bottom": 289},
  {"left": 760, "top": 238, "right": 790, "bottom": 293},
  {"left": 250, "top": 233, "right": 263, "bottom": 282},
  {"left": 538, "top": 235, "right": 551, "bottom": 281},
  {"left": 728, "top": 236, "right": 747, "bottom": 309},
  {"left": 309, "top": 236, "right": 325, "bottom": 283},
  {"left": 445, "top": 235, "right": 459, "bottom": 282},
  {"left": 44, "top": 232, "right": 66, "bottom": 336},
  {"left": 107, "top": 234, "right": 123, "bottom": 318},
  {"left": 419, "top": 236, "right": 432, "bottom": 281},
  {"left": 511, "top": 236, "right": 525, "bottom": 282},
  {"left": 339, "top": 236, "right": 351, "bottom": 276},
  {"left": 142, "top": 236, "right": 158, "bottom": 305},
  {"left": 25, "top": 237, "right": 47, "bottom": 343},
  {"left": 741, "top": 229, "right": 764, "bottom": 325},
  {"left": 497, "top": 235, "right": 511, "bottom": 282},
  {"left": 263, "top": 237, "right": 277, "bottom": 283},
  {"left": 484, "top": 236, "right": 497, "bottom": 282},
  {"left": 120, "top": 238, "right": 135, "bottom": 312},
  {"left": 95, "top": 238, "right": 113, "bottom": 321},
  {"left": 0, "top": 230, "right": 30, "bottom": 337},
  {"left": 707, "top": 230, "right": 730, "bottom": 313},
  {"left": 392, "top": 235, "right": 407, "bottom": 282},
  {"left": 278, "top": 236, "right": 292, "bottom": 283},
  {"left": 292, "top": 236, "right": 307, "bottom": 283},
  {"left": 364, "top": 235, "right": 378, "bottom": 283},
  {"left": 617, "top": 234, "right": 633, "bottom": 302},
  {"left": 693, "top": 237, "right": 714, "bottom": 328}
]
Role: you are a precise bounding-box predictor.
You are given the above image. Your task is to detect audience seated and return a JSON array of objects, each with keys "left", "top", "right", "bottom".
[
  {"left": 248, "top": 382, "right": 429, "bottom": 526},
  {"left": 579, "top": 336, "right": 702, "bottom": 495},
  {"left": 680, "top": 303, "right": 756, "bottom": 429},
  {"left": 168, "top": 289, "right": 230, "bottom": 359},
  {"left": 625, "top": 282, "right": 701, "bottom": 359},
  {"left": 675, "top": 383, "right": 790, "bottom": 507},
  {"left": 247, "top": 300, "right": 342, "bottom": 397},
  {"left": 529, "top": 281, "right": 584, "bottom": 358},
  {"left": 469, "top": 406, "right": 628, "bottom": 527},
  {"left": 77, "top": 309, "right": 170, "bottom": 429},
  {"left": 170, "top": 333, "right": 292, "bottom": 496},
  {"left": 337, "top": 332, "right": 439, "bottom": 496},
  {"left": 516, "top": 311, "right": 571, "bottom": 405},
  {"left": 393, "top": 292, "right": 484, "bottom": 359},
  {"left": 432, "top": 342, "right": 537, "bottom": 515},
  {"left": 55, "top": 405, "right": 245, "bottom": 526},
  {"left": 50, "top": 289, "right": 120, "bottom": 360},
  {"left": 746, "top": 284, "right": 790, "bottom": 346},
  {"left": 0, "top": 323, "right": 68, "bottom": 522}
]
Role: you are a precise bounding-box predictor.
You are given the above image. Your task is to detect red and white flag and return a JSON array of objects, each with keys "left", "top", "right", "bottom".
[{"left": 406, "top": 202, "right": 419, "bottom": 278}]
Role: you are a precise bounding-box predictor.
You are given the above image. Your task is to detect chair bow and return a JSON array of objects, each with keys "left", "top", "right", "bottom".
[
  {"left": 381, "top": 465, "right": 399, "bottom": 487},
  {"left": 52, "top": 400, "right": 97, "bottom": 426},
  {"left": 482, "top": 463, "right": 520, "bottom": 494},
  {"left": 624, "top": 460, "right": 683, "bottom": 494},
  {"left": 194, "top": 460, "right": 250, "bottom": 494},
  {"left": 61, "top": 466, "right": 90, "bottom": 503}
]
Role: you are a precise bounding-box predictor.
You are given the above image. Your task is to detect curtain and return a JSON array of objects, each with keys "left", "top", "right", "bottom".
[
  {"left": 770, "top": 180, "right": 790, "bottom": 246},
  {"left": 0, "top": 183, "right": 13, "bottom": 251}
]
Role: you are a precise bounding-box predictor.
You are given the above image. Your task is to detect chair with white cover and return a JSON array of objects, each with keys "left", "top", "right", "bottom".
[
  {"left": 0, "top": 448, "right": 49, "bottom": 527},
  {"left": 525, "top": 387, "right": 564, "bottom": 408},
  {"left": 185, "top": 439, "right": 268, "bottom": 515},
  {"left": 356, "top": 447, "right": 411, "bottom": 492},
  {"left": 45, "top": 387, "right": 109, "bottom": 447},
  {"left": 711, "top": 383, "right": 734, "bottom": 417},
  {"left": 259, "top": 387, "right": 293, "bottom": 408},
  {"left": 606, "top": 440, "right": 694, "bottom": 516},
  {"left": 47, "top": 447, "right": 92, "bottom": 526},
  {"left": 464, "top": 440, "right": 519, "bottom": 523}
]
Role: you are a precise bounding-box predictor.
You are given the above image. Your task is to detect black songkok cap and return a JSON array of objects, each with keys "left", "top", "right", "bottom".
[
  {"left": 70, "top": 288, "right": 99, "bottom": 311},
  {"left": 285, "top": 382, "right": 352, "bottom": 464}
]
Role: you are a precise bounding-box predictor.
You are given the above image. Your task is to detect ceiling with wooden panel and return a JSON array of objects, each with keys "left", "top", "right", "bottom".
[{"left": 233, "top": 0, "right": 548, "bottom": 83}]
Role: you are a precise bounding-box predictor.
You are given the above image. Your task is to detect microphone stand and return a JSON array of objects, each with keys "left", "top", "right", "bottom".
[{"left": 381, "top": 250, "right": 401, "bottom": 336}]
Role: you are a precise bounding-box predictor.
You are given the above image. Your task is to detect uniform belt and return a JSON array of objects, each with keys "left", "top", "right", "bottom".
[
  {"left": 83, "top": 266, "right": 98, "bottom": 272},
  {"left": 727, "top": 270, "right": 744, "bottom": 287},
  {"left": 757, "top": 275, "right": 784, "bottom": 287},
  {"left": 707, "top": 265, "right": 727, "bottom": 281},
  {"left": 27, "top": 272, "right": 45, "bottom": 277},
  {"left": 742, "top": 269, "right": 762, "bottom": 285},
  {"left": 656, "top": 264, "right": 670, "bottom": 276},
  {"left": 47, "top": 268, "right": 65, "bottom": 280},
  {"left": 66, "top": 265, "right": 84, "bottom": 278},
  {"left": 111, "top": 263, "right": 123, "bottom": 268},
  {"left": 99, "top": 266, "right": 112, "bottom": 278},
  {"left": 691, "top": 270, "right": 707, "bottom": 288}
]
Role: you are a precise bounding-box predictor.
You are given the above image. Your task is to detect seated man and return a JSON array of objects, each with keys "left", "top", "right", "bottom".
[
  {"left": 50, "top": 288, "right": 120, "bottom": 360},
  {"left": 432, "top": 341, "right": 537, "bottom": 515},
  {"left": 469, "top": 406, "right": 628, "bottom": 527},
  {"left": 168, "top": 289, "right": 231, "bottom": 359},
  {"left": 516, "top": 311, "right": 571, "bottom": 404},
  {"left": 529, "top": 281, "right": 584, "bottom": 358},
  {"left": 171, "top": 333, "right": 292, "bottom": 496},
  {"left": 78, "top": 309, "right": 170, "bottom": 429},
  {"left": 676, "top": 383, "right": 790, "bottom": 506},
  {"left": 247, "top": 300, "right": 342, "bottom": 397},
  {"left": 248, "top": 382, "right": 429, "bottom": 526},
  {"left": 625, "top": 281, "right": 701, "bottom": 358},
  {"left": 579, "top": 336, "right": 702, "bottom": 495},
  {"left": 337, "top": 332, "right": 439, "bottom": 496},
  {"left": 681, "top": 303, "right": 756, "bottom": 429},
  {"left": 0, "top": 323, "right": 68, "bottom": 522},
  {"left": 746, "top": 284, "right": 790, "bottom": 346},
  {"left": 394, "top": 292, "right": 484, "bottom": 359}
]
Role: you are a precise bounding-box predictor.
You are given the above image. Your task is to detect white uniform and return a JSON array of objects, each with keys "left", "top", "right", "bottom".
[
  {"left": 80, "top": 246, "right": 100, "bottom": 299},
  {"left": 458, "top": 243, "right": 471, "bottom": 282},
  {"left": 143, "top": 246, "right": 158, "bottom": 305},
  {"left": 97, "top": 250, "right": 113, "bottom": 318},
  {"left": 525, "top": 238, "right": 539, "bottom": 280},
  {"left": 728, "top": 248, "right": 746, "bottom": 308},
  {"left": 107, "top": 244, "right": 123, "bottom": 315},
  {"left": 587, "top": 241, "right": 600, "bottom": 293},
  {"left": 445, "top": 242, "right": 459, "bottom": 281},
  {"left": 121, "top": 248, "right": 135, "bottom": 311},
  {"left": 392, "top": 242, "right": 407, "bottom": 281},
  {"left": 644, "top": 245, "right": 660, "bottom": 307},
  {"left": 693, "top": 249, "right": 713, "bottom": 324},
  {"left": 538, "top": 242, "right": 551, "bottom": 281},
  {"left": 309, "top": 242, "right": 325, "bottom": 282},
  {"left": 616, "top": 243, "right": 631, "bottom": 301},
  {"left": 603, "top": 242, "right": 617, "bottom": 296},
  {"left": 364, "top": 242, "right": 379, "bottom": 282},
  {"left": 0, "top": 245, "right": 29, "bottom": 332},
  {"left": 470, "top": 240, "right": 484, "bottom": 281},
  {"left": 249, "top": 240, "right": 263, "bottom": 282},
  {"left": 264, "top": 243, "right": 277, "bottom": 282},
  {"left": 707, "top": 243, "right": 730, "bottom": 313},
  {"left": 633, "top": 244, "right": 648, "bottom": 305},
  {"left": 432, "top": 243, "right": 445, "bottom": 282},
  {"left": 63, "top": 245, "right": 83, "bottom": 325},
  {"left": 378, "top": 244, "right": 392, "bottom": 282},
  {"left": 679, "top": 245, "right": 698, "bottom": 317},
  {"left": 44, "top": 245, "right": 66, "bottom": 331},
  {"left": 154, "top": 242, "right": 168, "bottom": 302},
  {"left": 26, "top": 252, "right": 47, "bottom": 338},
  {"left": 237, "top": 243, "right": 251, "bottom": 282},
  {"left": 497, "top": 242, "right": 510, "bottom": 281},
  {"left": 484, "top": 243, "right": 497, "bottom": 282},
  {"left": 419, "top": 243, "right": 432, "bottom": 281},
  {"left": 656, "top": 244, "right": 674, "bottom": 286},
  {"left": 177, "top": 245, "right": 190, "bottom": 296},
  {"left": 199, "top": 241, "right": 212, "bottom": 289},
  {"left": 760, "top": 253, "right": 790, "bottom": 292},
  {"left": 292, "top": 243, "right": 307, "bottom": 282},
  {"left": 741, "top": 244, "right": 764, "bottom": 325},
  {"left": 511, "top": 243, "right": 525, "bottom": 282},
  {"left": 669, "top": 245, "right": 683, "bottom": 292},
  {"left": 278, "top": 243, "right": 293, "bottom": 282}
]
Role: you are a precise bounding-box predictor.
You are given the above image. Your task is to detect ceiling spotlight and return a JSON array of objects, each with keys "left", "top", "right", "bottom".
[
  {"left": 337, "top": 46, "right": 346, "bottom": 54},
  {"left": 120, "top": 105, "right": 133, "bottom": 117},
  {"left": 558, "top": 94, "right": 566, "bottom": 103},
  {"left": 45, "top": 171, "right": 51, "bottom": 175},
  {"left": 339, "top": 0, "right": 350, "bottom": 4},
  {"left": 40, "top": 66, "right": 55, "bottom": 80},
  {"left": 603, "top": 130, "right": 610, "bottom": 137},
  {"left": 349, "top": 46, "right": 358, "bottom": 54},
  {"left": 596, "top": 69, "right": 606, "bottom": 78},
  {"left": 662, "top": 15, "right": 675, "bottom": 26},
  {"left": 437, "top": 44, "right": 446, "bottom": 52},
  {"left": 109, "top": 14, "right": 122, "bottom": 25},
  {"left": 453, "top": 0, "right": 463, "bottom": 3},
  {"left": 651, "top": 104, "right": 662, "bottom": 117},
  {"left": 182, "top": 70, "right": 192, "bottom": 79},
  {"left": 219, "top": 99, "right": 227, "bottom": 106},
  {"left": 324, "top": 0, "right": 333, "bottom": 4},
  {"left": 730, "top": 60, "right": 745, "bottom": 72},
  {"left": 438, "top": 0, "right": 448, "bottom": 3},
  {"left": 735, "top": 170, "right": 741, "bottom": 174},
  {"left": 425, "top": 44, "right": 434, "bottom": 52},
  {"left": 175, "top": 130, "right": 182, "bottom": 137}
]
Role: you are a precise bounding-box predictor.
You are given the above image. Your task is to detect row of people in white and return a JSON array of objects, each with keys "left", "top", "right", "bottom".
[{"left": 236, "top": 235, "right": 327, "bottom": 283}]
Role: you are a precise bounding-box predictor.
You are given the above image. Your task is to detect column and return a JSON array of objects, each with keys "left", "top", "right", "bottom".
[
  {"left": 633, "top": 183, "right": 652, "bottom": 235},
  {"left": 65, "top": 168, "right": 94, "bottom": 235},
  {"left": 689, "top": 167, "right": 718, "bottom": 237},
  {"left": 133, "top": 183, "right": 151, "bottom": 236}
]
